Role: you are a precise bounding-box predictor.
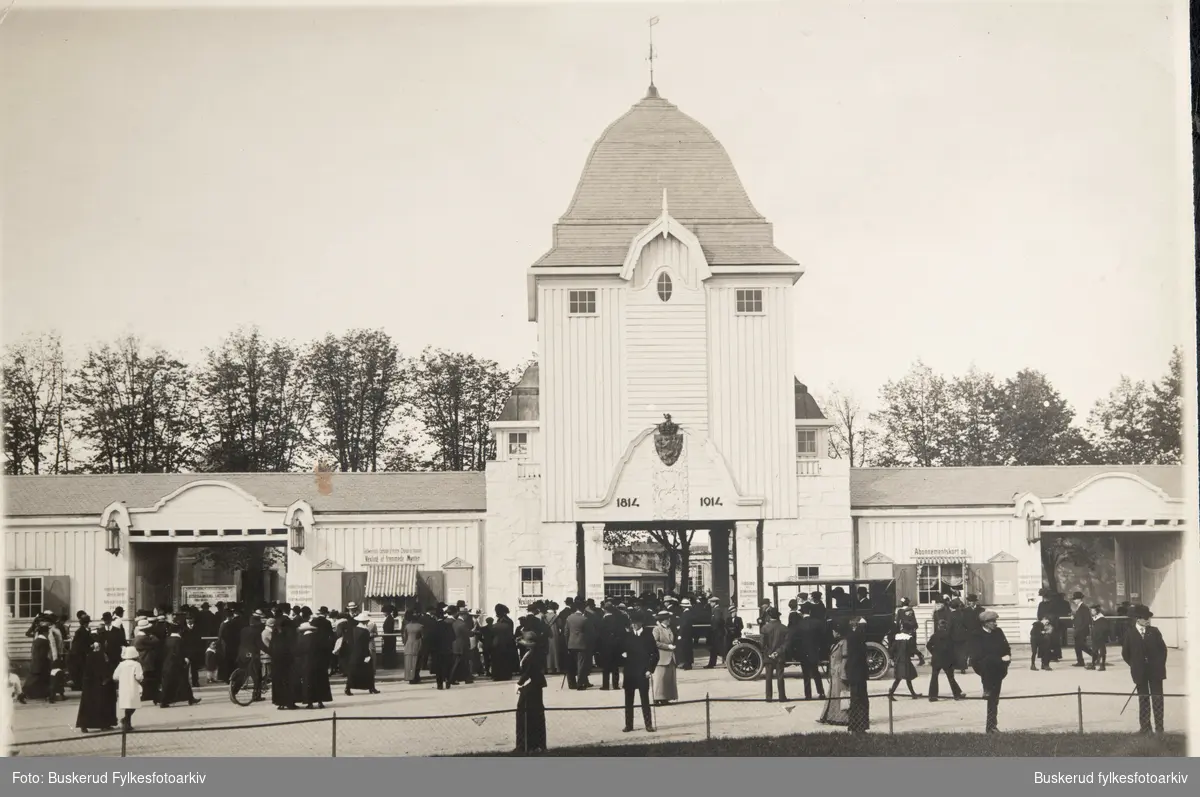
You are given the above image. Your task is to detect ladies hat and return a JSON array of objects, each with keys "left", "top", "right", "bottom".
[
  {"left": 980, "top": 610, "right": 999, "bottom": 623},
  {"left": 680, "top": 599, "right": 692, "bottom": 607},
  {"left": 355, "top": 611, "right": 371, "bottom": 623},
  {"left": 656, "top": 610, "right": 671, "bottom": 618},
  {"left": 298, "top": 622, "right": 314, "bottom": 631},
  {"left": 121, "top": 646, "right": 140, "bottom": 660},
  {"left": 135, "top": 618, "right": 151, "bottom": 630}
]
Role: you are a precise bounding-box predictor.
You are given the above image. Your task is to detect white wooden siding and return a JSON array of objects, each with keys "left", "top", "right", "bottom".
[
  {"left": 303, "top": 521, "right": 481, "bottom": 573},
  {"left": 857, "top": 515, "right": 1032, "bottom": 571},
  {"left": 626, "top": 242, "right": 708, "bottom": 438},
  {"left": 539, "top": 282, "right": 626, "bottom": 522},
  {"left": 707, "top": 279, "right": 797, "bottom": 518},
  {"left": 5, "top": 523, "right": 120, "bottom": 661}
]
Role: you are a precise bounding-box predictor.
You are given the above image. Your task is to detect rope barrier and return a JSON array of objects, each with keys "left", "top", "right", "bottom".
[{"left": 11, "top": 690, "right": 1188, "bottom": 750}]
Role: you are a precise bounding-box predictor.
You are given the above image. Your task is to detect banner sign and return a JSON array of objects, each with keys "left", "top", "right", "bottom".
[{"left": 181, "top": 585, "right": 236, "bottom": 606}]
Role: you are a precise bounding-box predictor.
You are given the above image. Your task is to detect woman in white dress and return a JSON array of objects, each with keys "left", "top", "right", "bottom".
[{"left": 651, "top": 610, "right": 678, "bottom": 705}]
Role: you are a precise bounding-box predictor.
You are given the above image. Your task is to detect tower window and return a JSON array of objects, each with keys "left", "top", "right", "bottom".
[
  {"left": 508, "top": 432, "right": 529, "bottom": 458},
  {"left": 656, "top": 272, "right": 673, "bottom": 302},
  {"left": 735, "top": 289, "right": 764, "bottom": 314},
  {"left": 797, "top": 429, "right": 818, "bottom": 458},
  {"left": 569, "top": 290, "right": 597, "bottom": 315}
]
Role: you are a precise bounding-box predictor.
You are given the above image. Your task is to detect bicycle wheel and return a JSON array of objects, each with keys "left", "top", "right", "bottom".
[{"left": 229, "top": 668, "right": 254, "bottom": 706}]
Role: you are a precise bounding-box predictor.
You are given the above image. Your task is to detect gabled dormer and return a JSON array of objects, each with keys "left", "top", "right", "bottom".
[
  {"left": 491, "top": 363, "right": 540, "bottom": 465},
  {"left": 795, "top": 379, "right": 833, "bottom": 476}
]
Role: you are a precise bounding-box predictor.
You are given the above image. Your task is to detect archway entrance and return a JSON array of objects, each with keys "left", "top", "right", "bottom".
[{"left": 131, "top": 540, "right": 287, "bottom": 612}]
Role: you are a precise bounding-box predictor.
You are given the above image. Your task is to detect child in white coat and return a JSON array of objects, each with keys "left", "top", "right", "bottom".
[{"left": 113, "top": 646, "right": 144, "bottom": 731}]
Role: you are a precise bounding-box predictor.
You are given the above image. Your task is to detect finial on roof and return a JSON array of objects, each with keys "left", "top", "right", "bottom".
[
  {"left": 661, "top": 188, "right": 668, "bottom": 217},
  {"left": 646, "top": 16, "right": 659, "bottom": 95}
]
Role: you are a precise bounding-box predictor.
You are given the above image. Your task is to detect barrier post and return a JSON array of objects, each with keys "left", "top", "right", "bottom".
[
  {"left": 1076, "top": 687, "right": 1084, "bottom": 734},
  {"left": 332, "top": 712, "right": 338, "bottom": 758},
  {"left": 705, "top": 693, "right": 711, "bottom": 740},
  {"left": 120, "top": 724, "right": 127, "bottom": 758},
  {"left": 887, "top": 695, "right": 894, "bottom": 735}
]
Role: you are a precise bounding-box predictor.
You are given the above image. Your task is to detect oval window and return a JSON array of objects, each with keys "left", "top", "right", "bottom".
[{"left": 656, "top": 272, "right": 673, "bottom": 302}]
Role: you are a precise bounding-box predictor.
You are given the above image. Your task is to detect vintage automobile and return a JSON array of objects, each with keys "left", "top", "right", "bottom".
[{"left": 725, "top": 578, "right": 898, "bottom": 681}]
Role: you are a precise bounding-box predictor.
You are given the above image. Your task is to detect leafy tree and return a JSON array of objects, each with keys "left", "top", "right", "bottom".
[
  {"left": 306, "top": 329, "right": 405, "bottom": 472},
  {"left": 819, "top": 385, "right": 878, "bottom": 466},
  {"left": 197, "top": 327, "right": 313, "bottom": 472},
  {"left": 1087, "top": 376, "right": 1157, "bottom": 465},
  {"left": 995, "top": 369, "right": 1094, "bottom": 465},
  {"left": 1145, "top": 347, "right": 1184, "bottom": 464},
  {"left": 943, "top": 366, "right": 1004, "bottom": 466},
  {"left": 871, "top": 361, "right": 955, "bottom": 467},
  {"left": 70, "top": 335, "right": 199, "bottom": 473},
  {"left": 406, "top": 348, "right": 520, "bottom": 471},
  {"left": 2, "top": 332, "right": 71, "bottom": 474}
]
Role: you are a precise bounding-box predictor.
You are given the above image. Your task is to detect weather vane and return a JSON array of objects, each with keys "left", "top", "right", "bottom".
[{"left": 648, "top": 16, "right": 659, "bottom": 89}]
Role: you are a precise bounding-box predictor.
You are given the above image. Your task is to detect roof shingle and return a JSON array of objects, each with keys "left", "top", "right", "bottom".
[
  {"left": 849, "top": 465, "right": 1184, "bottom": 509},
  {"left": 3, "top": 472, "right": 486, "bottom": 518}
]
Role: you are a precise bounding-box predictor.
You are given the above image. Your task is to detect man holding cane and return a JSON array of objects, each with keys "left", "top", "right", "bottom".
[
  {"left": 1121, "top": 604, "right": 1168, "bottom": 736},
  {"left": 619, "top": 610, "right": 659, "bottom": 733}
]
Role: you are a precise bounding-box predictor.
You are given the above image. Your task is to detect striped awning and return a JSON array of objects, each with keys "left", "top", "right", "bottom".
[
  {"left": 365, "top": 563, "right": 419, "bottom": 598},
  {"left": 915, "top": 555, "right": 968, "bottom": 565}
]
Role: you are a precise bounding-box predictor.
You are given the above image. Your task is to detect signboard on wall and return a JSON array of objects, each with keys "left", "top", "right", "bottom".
[
  {"left": 913, "top": 548, "right": 968, "bottom": 559},
  {"left": 363, "top": 549, "right": 422, "bottom": 565},
  {"left": 181, "top": 585, "right": 237, "bottom": 606},
  {"left": 104, "top": 586, "right": 128, "bottom": 613},
  {"left": 287, "top": 583, "right": 313, "bottom": 607},
  {"left": 447, "top": 587, "right": 467, "bottom": 606},
  {"left": 1018, "top": 574, "right": 1042, "bottom": 604}
]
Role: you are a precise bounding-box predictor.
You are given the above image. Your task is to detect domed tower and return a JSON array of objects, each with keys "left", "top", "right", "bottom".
[{"left": 488, "top": 84, "right": 846, "bottom": 621}]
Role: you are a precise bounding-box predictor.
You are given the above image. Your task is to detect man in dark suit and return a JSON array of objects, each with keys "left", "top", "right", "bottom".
[
  {"left": 705, "top": 597, "right": 727, "bottom": 669},
  {"left": 182, "top": 611, "right": 206, "bottom": 688},
  {"left": 809, "top": 591, "right": 827, "bottom": 621},
  {"left": 795, "top": 604, "right": 826, "bottom": 700},
  {"left": 1121, "top": 604, "right": 1168, "bottom": 735},
  {"left": 974, "top": 610, "right": 1011, "bottom": 733},
  {"left": 761, "top": 609, "right": 790, "bottom": 702},
  {"left": 844, "top": 617, "right": 870, "bottom": 733},
  {"left": 237, "top": 612, "right": 267, "bottom": 702},
  {"left": 676, "top": 600, "right": 695, "bottom": 670},
  {"left": 961, "top": 594, "right": 984, "bottom": 671},
  {"left": 618, "top": 611, "right": 659, "bottom": 733},
  {"left": 565, "top": 604, "right": 592, "bottom": 690},
  {"left": 599, "top": 603, "right": 626, "bottom": 688},
  {"left": 1070, "top": 591, "right": 1093, "bottom": 667},
  {"left": 1089, "top": 604, "right": 1110, "bottom": 672},
  {"left": 555, "top": 598, "right": 574, "bottom": 686},
  {"left": 430, "top": 610, "right": 456, "bottom": 690},
  {"left": 450, "top": 608, "right": 475, "bottom": 685}
]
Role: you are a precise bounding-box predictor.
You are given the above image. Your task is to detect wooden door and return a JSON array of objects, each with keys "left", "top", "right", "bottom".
[
  {"left": 416, "top": 571, "right": 445, "bottom": 607},
  {"left": 341, "top": 572, "right": 367, "bottom": 610}
]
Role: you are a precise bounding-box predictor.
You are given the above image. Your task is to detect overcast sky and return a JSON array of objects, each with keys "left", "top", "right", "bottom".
[{"left": 0, "top": 0, "right": 1190, "bottom": 415}]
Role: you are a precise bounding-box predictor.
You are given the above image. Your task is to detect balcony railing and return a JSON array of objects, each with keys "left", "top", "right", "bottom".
[{"left": 797, "top": 458, "right": 822, "bottom": 477}]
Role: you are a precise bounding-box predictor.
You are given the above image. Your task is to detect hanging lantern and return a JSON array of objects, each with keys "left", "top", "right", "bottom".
[
  {"left": 105, "top": 517, "right": 121, "bottom": 555},
  {"left": 289, "top": 515, "right": 306, "bottom": 554}
]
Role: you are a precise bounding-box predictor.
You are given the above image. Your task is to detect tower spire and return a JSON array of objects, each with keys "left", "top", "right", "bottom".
[{"left": 646, "top": 16, "right": 660, "bottom": 98}]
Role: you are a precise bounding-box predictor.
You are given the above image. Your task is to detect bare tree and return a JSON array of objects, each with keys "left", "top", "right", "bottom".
[
  {"left": 819, "top": 384, "right": 878, "bottom": 467},
  {"left": 3, "top": 332, "right": 70, "bottom": 474}
]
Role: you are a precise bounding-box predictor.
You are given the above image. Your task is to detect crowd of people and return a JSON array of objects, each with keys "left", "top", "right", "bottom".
[{"left": 7, "top": 584, "right": 1172, "bottom": 748}]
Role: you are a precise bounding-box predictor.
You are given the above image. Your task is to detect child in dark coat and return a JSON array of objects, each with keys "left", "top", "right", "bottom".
[{"left": 1030, "top": 620, "right": 1053, "bottom": 670}]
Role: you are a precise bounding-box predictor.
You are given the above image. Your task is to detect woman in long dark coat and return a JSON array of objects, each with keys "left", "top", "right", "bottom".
[
  {"left": 217, "top": 609, "right": 240, "bottom": 683},
  {"left": 23, "top": 625, "right": 55, "bottom": 702},
  {"left": 68, "top": 614, "right": 93, "bottom": 691},
  {"left": 381, "top": 606, "right": 400, "bottom": 670},
  {"left": 515, "top": 630, "right": 547, "bottom": 753},
  {"left": 294, "top": 621, "right": 332, "bottom": 709},
  {"left": 345, "top": 613, "right": 380, "bottom": 695},
  {"left": 76, "top": 642, "right": 117, "bottom": 732},
  {"left": 158, "top": 621, "right": 199, "bottom": 708},
  {"left": 491, "top": 605, "right": 519, "bottom": 681},
  {"left": 271, "top": 613, "right": 297, "bottom": 710},
  {"left": 887, "top": 619, "right": 920, "bottom": 700}
]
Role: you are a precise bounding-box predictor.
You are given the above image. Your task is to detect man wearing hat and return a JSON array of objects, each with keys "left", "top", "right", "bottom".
[
  {"left": 974, "top": 610, "right": 1011, "bottom": 734},
  {"left": 676, "top": 599, "right": 695, "bottom": 670},
  {"left": 133, "top": 616, "right": 162, "bottom": 703},
  {"left": 238, "top": 610, "right": 267, "bottom": 702},
  {"left": 619, "top": 611, "right": 659, "bottom": 733},
  {"left": 451, "top": 606, "right": 476, "bottom": 685},
  {"left": 1035, "top": 588, "right": 1063, "bottom": 661},
  {"left": 1070, "top": 592, "right": 1093, "bottom": 668},
  {"left": 68, "top": 611, "right": 94, "bottom": 691},
  {"left": 1121, "top": 605, "right": 1168, "bottom": 735},
  {"left": 760, "top": 609, "right": 790, "bottom": 702},
  {"left": 565, "top": 602, "right": 592, "bottom": 690},
  {"left": 705, "top": 597, "right": 728, "bottom": 669},
  {"left": 598, "top": 602, "right": 626, "bottom": 689}
]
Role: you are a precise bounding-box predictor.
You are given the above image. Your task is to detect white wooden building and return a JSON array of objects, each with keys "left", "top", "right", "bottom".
[{"left": 4, "top": 83, "right": 1188, "bottom": 658}]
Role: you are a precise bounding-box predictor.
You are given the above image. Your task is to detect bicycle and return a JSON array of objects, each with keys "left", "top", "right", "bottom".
[{"left": 229, "top": 659, "right": 272, "bottom": 707}]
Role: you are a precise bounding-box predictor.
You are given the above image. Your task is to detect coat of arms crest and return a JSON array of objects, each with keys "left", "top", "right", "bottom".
[{"left": 654, "top": 413, "right": 683, "bottom": 467}]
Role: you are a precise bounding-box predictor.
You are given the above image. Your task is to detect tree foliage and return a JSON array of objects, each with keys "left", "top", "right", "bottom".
[
  {"left": 197, "top": 327, "right": 313, "bottom": 472},
  {"left": 994, "top": 369, "right": 1094, "bottom": 466},
  {"left": 2, "top": 332, "right": 70, "bottom": 474},
  {"left": 406, "top": 348, "right": 520, "bottom": 471},
  {"left": 70, "top": 335, "right": 199, "bottom": 473},
  {"left": 1040, "top": 535, "right": 1104, "bottom": 594},
  {"left": 306, "top": 329, "right": 406, "bottom": 472},
  {"left": 820, "top": 385, "right": 878, "bottom": 466},
  {"left": 870, "top": 361, "right": 955, "bottom": 466}
]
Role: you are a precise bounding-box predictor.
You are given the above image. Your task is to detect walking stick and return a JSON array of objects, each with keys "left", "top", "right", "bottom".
[
  {"left": 1119, "top": 685, "right": 1139, "bottom": 716},
  {"left": 649, "top": 672, "right": 657, "bottom": 729}
]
